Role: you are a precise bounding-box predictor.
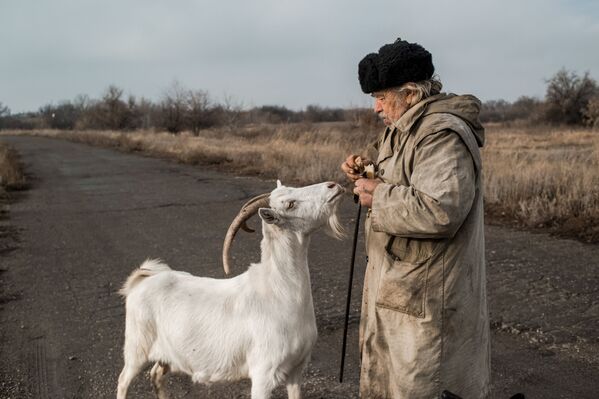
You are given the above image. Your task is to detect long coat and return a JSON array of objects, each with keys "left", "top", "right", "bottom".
[{"left": 359, "top": 93, "right": 490, "bottom": 398}]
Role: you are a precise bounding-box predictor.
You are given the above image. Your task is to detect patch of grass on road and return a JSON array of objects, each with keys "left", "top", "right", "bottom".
[
  {"left": 0, "top": 142, "right": 26, "bottom": 190},
  {"left": 0, "top": 142, "right": 26, "bottom": 257}
]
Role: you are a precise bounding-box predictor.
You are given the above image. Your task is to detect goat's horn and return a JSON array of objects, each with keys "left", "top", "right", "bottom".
[{"left": 222, "top": 193, "right": 270, "bottom": 275}]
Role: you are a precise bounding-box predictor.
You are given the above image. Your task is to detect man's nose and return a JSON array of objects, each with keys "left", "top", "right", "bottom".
[{"left": 373, "top": 99, "right": 382, "bottom": 113}]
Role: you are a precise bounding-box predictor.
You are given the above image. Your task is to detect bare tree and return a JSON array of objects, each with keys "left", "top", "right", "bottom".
[
  {"left": 0, "top": 102, "right": 10, "bottom": 130},
  {"left": 544, "top": 69, "right": 598, "bottom": 125},
  {"left": 101, "top": 85, "right": 130, "bottom": 129},
  {"left": 187, "top": 90, "right": 213, "bottom": 135},
  {"left": 159, "top": 80, "right": 188, "bottom": 134},
  {"left": 220, "top": 93, "right": 244, "bottom": 129},
  {"left": 80, "top": 85, "right": 130, "bottom": 130},
  {"left": 0, "top": 102, "right": 9, "bottom": 117},
  {"left": 73, "top": 94, "right": 90, "bottom": 113},
  {"left": 136, "top": 97, "right": 156, "bottom": 130}
]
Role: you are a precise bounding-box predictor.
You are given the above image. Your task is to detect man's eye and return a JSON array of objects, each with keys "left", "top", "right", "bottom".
[{"left": 287, "top": 201, "right": 295, "bottom": 209}]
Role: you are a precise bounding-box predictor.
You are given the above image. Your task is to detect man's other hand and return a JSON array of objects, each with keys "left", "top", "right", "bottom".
[{"left": 353, "top": 178, "right": 381, "bottom": 208}]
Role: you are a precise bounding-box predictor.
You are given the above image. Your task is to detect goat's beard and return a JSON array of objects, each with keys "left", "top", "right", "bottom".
[{"left": 325, "top": 208, "right": 346, "bottom": 240}]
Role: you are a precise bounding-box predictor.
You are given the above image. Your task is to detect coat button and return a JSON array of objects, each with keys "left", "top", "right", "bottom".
[{"left": 379, "top": 168, "right": 385, "bottom": 176}]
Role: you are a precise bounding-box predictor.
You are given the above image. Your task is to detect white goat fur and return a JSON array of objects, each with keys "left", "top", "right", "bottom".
[{"left": 117, "top": 181, "right": 344, "bottom": 399}]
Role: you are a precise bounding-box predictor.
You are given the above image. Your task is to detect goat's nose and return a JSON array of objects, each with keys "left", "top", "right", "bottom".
[{"left": 327, "top": 182, "right": 337, "bottom": 189}]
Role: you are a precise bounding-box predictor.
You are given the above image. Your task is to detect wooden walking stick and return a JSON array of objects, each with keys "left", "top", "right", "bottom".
[
  {"left": 339, "top": 156, "right": 374, "bottom": 383},
  {"left": 339, "top": 200, "right": 361, "bottom": 383},
  {"left": 339, "top": 157, "right": 376, "bottom": 382}
]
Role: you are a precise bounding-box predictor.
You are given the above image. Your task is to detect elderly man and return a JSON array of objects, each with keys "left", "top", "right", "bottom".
[{"left": 342, "top": 38, "right": 490, "bottom": 398}]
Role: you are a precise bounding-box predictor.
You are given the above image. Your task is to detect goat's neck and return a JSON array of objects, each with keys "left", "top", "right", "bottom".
[{"left": 252, "top": 224, "right": 312, "bottom": 303}]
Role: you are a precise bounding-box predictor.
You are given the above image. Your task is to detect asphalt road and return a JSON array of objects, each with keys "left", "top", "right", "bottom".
[{"left": 1, "top": 136, "right": 598, "bottom": 399}]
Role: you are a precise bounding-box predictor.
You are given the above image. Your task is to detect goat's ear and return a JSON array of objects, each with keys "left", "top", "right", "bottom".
[
  {"left": 258, "top": 208, "right": 281, "bottom": 225},
  {"left": 276, "top": 179, "right": 283, "bottom": 188}
]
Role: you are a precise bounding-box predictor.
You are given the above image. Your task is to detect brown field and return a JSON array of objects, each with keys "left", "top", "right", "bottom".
[{"left": 2, "top": 123, "right": 598, "bottom": 242}]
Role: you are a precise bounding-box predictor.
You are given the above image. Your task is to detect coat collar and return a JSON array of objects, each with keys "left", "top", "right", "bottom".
[
  {"left": 374, "top": 127, "right": 396, "bottom": 164},
  {"left": 392, "top": 93, "right": 447, "bottom": 133}
]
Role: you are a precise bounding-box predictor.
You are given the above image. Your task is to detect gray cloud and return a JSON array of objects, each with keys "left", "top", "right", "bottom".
[{"left": 1, "top": 0, "right": 598, "bottom": 112}]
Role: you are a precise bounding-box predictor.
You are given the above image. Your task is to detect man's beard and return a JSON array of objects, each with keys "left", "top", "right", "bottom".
[{"left": 378, "top": 112, "right": 392, "bottom": 126}]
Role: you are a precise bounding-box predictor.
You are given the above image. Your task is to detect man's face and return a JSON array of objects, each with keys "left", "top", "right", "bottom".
[{"left": 372, "top": 89, "right": 410, "bottom": 127}]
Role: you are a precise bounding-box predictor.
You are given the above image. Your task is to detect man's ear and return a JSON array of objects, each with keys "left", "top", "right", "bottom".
[
  {"left": 258, "top": 208, "right": 281, "bottom": 225},
  {"left": 404, "top": 90, "right": 415, "bottom": 106},
  {"left": 276, "top": 179, "right": 283, "bottom": 188}
]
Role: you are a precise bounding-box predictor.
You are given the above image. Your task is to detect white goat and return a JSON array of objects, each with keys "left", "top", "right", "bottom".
[{"left": 117, "top": 180, "right": 345, "bottom": 399}]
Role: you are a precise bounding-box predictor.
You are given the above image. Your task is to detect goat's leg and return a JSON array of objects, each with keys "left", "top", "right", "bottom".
[
  {"left": 117, "top": 357, "right": 144, "bottom": 399},
  {"left": 285, "top": 376, "right": 301, "bottom": 399},
  {"left": 250, "top": 374, "right": 276, "bottom": 399},
  {"left": 285, "top": 360, "right": 307, "bottom": 399},
  {"left": 150, "top": 362, "right": 170, "bottom": 399},
  {"left": 118, "top": 322, "right": 150, "bottom": 399}
]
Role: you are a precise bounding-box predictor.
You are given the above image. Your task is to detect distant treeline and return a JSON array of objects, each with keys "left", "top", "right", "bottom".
[
  {"left": 0, "top": 81, "right": 379, "bottom": 133},
  {"left": 480, "top": 69, "right": 599, "bottom": 127},
  {"left": 1, "top": 69, "right": 598, "bottom": 132}
]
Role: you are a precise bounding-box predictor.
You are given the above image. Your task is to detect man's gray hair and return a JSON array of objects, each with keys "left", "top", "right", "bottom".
[{"left": 393, "top": 75, "right": 443, "bottom": 107}]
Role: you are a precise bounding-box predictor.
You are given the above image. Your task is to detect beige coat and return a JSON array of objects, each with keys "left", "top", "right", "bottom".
[{"left": 359, "top": 94, "right": 490, "bottom": 398}]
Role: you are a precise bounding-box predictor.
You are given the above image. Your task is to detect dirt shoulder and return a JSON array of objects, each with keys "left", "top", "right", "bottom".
[{"left": 0, "top": 135, "right": 597, "bottom": 398}]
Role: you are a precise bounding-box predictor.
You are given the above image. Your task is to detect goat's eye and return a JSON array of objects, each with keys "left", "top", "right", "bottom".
[{"left": 286, "top": 201, "right": 295, "bottom": 210}]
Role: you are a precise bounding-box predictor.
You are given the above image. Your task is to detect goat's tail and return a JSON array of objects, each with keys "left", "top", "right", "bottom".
[{"left": 119, "top": 259, "right": 172, "bottom": 297}]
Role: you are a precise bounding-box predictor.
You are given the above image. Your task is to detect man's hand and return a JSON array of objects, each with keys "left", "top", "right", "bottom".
[
  {"left": 353, "top": 178, "right": 381, "bottom": 208},
  {"left": 341, "top": 154, "right": 373, "bottom": 182}
]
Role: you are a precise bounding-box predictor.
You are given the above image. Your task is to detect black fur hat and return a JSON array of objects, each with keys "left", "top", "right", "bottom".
[{"left": 358, "top": 38, "right": 434, "bottom": 93}]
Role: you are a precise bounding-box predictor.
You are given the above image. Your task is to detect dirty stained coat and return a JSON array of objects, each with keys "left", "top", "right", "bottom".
[{"left": 359, "top": 93, "right": 490, "bottom": 398}]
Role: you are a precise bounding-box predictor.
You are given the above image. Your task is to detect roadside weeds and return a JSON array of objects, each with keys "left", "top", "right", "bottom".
[{"left": 0, "top": 142, "right": 27, "bottom": 190}]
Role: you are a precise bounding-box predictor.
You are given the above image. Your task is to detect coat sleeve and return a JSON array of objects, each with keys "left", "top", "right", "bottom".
[{"left": 370, "top": 129, "right": 477, "bottom": 239}]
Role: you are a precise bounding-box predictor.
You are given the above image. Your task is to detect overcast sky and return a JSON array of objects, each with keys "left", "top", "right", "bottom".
[{"left": 1, "top": 0, "right": 598, "bottom": 113}]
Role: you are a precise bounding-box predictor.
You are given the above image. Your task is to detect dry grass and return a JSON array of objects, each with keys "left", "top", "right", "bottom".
[
  {"left": 0, "top": 142, "right": 26, "bottom": 190},
  {"left": 0, "top": 124, "right": 374, "bottom": 184},
  {"left": 483, "top": 126, "right": 599, "bottom": 241},
  {"left": 3, "top": 123, "right": 598, "bottom": 241}
]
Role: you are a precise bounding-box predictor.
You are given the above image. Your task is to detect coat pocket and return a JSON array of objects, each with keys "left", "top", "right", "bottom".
[{"left": 375, "top": 236, "right": 432, "bottom": 318}]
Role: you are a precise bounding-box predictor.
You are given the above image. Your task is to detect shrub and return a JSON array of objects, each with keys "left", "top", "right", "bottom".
[
  {"left": 583, "top": 97, "right": 599, "bottom": 128},
  {"left": 544, "top": 69, "right": 598, "bottom": 125}
]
